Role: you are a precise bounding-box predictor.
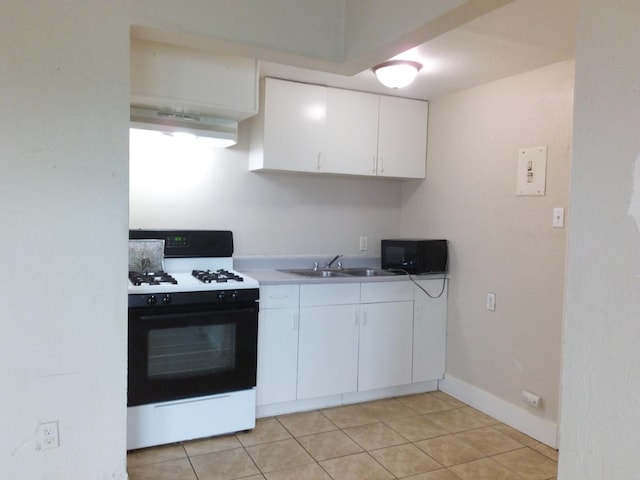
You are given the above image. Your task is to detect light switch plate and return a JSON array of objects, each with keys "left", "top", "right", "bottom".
[
  {"left": 516, "top": 146, "right": 547, "bottom": 196},
  {"left": 359, "top": 236, "right": 368, "bottom": 251},
  {"left": 553, "top": 207, "right": 565, "bottom": 228},
  {"left": 486, "top": 292, "right": 496, "bottom": 311}
]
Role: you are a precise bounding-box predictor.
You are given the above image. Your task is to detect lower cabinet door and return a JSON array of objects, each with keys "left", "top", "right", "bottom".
[
  {"left": 297, "top": 304, "right": 359, "bottom": 400},
  {"left": 413, "top": 280, "right": 448, "bottom": 382},
  {"left": 358, "top": 301, "right": 414, "bottom": 391},
  {"left": 256, "top": 308, "right": 299, "bottom": 405}
]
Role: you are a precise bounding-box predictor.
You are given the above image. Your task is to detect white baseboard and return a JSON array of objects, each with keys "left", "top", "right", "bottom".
[
  {"left": 257, "top": 395, "right": 343, "bottom": 418},
  {"left": 439, "top": 375, "right": 558, "bottom": 448},
  {"left": 256, "top": 380, "right": 439, "bottom": 418},
  {"left": 343, "top": 380, "right": 439, "bottom": 405}
]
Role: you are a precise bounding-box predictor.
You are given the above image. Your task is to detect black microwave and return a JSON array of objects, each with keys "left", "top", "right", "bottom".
[{"left": 381, "top": 239, "right": 448, "bottom": 274}]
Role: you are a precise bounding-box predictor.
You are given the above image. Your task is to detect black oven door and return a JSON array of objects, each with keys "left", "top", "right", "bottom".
[{"left": 128, "top": 302, "right": 258, "bottom": 407}]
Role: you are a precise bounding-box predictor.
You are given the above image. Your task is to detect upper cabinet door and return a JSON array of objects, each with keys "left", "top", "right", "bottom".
[
  {"left": 377, "top": 96, "right": 428, "bottom": 179},
  {"left": 323, "top": 88, "right": 379, "bottom": 176},
  {"left": 252, "top": 78, "right": 327, "bottom": 173}
]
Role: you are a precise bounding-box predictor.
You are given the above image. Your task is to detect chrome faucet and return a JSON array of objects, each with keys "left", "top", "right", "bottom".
[{"left": 326, "top": 254, "right": 343, "bottom": 269}]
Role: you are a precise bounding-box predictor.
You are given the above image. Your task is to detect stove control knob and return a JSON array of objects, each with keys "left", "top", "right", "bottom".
[
  {"left": 146, "top": 295, "right": 157, "bottom": 305},
  {"left": 217, "top": 292, "right": 226, "bottom": 300},
  {"left": 161, "top": 294, "right": 172, "bottom": 305},
  {"left": 231, "top": 291, "right": 239, "bottom": 299}
]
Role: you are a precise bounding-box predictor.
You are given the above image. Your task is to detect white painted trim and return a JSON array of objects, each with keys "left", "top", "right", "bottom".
[
  {"left": 257, "top": 395, "right": 343, "bottom": 417},
  {"left": 343, "top": 380, "right": 439, "bottom": 404},
  {"left": 439, "top": 375, "right": 558, "bottom": 448},
  {"left": 257, "top": 380, "right": 439, "bottom": 418}
]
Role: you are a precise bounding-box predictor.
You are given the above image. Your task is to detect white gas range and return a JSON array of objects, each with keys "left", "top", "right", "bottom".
[
  {"left": 128, "top": 257, "right": 259, "bottom": 295},
  {"left": 127, "top": 230, "right": 260, "bottom": 451}
]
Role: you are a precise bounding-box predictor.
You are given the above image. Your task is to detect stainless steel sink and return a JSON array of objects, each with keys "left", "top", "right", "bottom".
[
  {"left": 281, "top": 267, "right": 395, "bottom": 278},
  {"left": 281, "top": 269, "right": 350, "bottom": 278},
  {"left": 342, "top": 268, "right": 396, "bottom": 277}
]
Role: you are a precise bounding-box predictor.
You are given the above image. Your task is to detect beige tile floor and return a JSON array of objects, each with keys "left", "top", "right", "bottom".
[{"left": 127, "top": 391, "right": 558, "bottom": 480}]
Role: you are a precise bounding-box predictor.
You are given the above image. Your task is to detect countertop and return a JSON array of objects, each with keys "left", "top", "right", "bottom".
[
  {"left": 239, "top": 269, "right": 411, "bottom": 285},
  {"left": 234, "top": 254, "right": 447, "bottom": 286}
]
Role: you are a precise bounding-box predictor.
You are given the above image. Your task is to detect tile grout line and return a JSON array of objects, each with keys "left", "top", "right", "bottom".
[
  {"left": 183, "top": 446, "right": 201, "bottom": 480},
  {"left": 276, "top": 414, "right": 328, "bottom": 477}
]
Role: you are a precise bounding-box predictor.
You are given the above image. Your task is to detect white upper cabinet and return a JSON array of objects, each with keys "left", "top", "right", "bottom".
[
  {"left": 377, "top": 96, "right": 428, "bottom": 179},
  {"left": 249, "top": 78, "right": 428, "bottom": 179},
  {"left": 250, "top": 79, "right": 326, "bottom": 173},
  {"left": 323, "top": 88, "right": 379, "bottom": 175}
]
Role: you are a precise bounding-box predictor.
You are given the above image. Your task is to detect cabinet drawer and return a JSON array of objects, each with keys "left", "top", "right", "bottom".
[
  {"left": 360, "top": 281, "right": 413, "bottom": 303},
  {"left": 300, "top": 283, "right": 360, "bottom": 306},
  {"left": 260, "top": 284, "right": 299, "bottom": 309}
]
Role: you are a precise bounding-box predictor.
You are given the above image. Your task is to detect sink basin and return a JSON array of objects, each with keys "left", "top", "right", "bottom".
[
  {"left": 342, "top": 268, "right": 396, "bottom": 277},
  {"left": 280, "top": 268, "right": 396, "bottom": 278},
  {"left": 281, "top": 269, "right": 350, "bottom": 278}
]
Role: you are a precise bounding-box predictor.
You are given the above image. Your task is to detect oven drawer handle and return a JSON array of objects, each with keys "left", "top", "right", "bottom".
[{"left": 155, "top": 394, "right": 231, "bottom": 408}]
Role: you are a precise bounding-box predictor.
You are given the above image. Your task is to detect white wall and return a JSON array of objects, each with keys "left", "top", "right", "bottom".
[
  {"left": 129, "top": 126, "right": 403, "bottom": 257},
  {"left": 558, "top": 1, "right": 640, "bottom": 478},
  {"left": 400, "top": 60, "right": 575, "bottom": 443},
  {"left": 131, "top": 0, "right": 346, "bottom": 63},
  {"left": 0, "top": 1, "right": 129, "bottom": 478}
]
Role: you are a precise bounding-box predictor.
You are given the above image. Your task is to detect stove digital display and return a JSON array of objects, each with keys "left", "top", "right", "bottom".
[{"left": 165, "top": 235, "right": 189, "bottom": 248}]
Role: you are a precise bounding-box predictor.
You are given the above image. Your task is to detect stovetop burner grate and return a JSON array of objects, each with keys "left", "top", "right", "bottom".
[
  {"left": 129, "top": 271, "right": 178, "bottom": 286},
  {"left": 192, "top": 269, "right": 245, "bottom": 284}
]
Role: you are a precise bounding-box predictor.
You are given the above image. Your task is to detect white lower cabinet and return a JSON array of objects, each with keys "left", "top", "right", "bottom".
[
  {"left": 297, "top": 283, "right": 360, "bottom": 400},
  {"left": 359, "top": 281, "right": 414, "bottom": 391},
  {"left": 358, "top": 301, "right": 414, "bottom": 391},
  {"left": 256, "top": 285, "right": 299, "bottom": 406},
  {"left": 257, "top": 279, "right": 446, "bottom": 409},
  {"left": 297, "top": 304, "right": 360, "bottom": 399},
  {"left": 413, "top": 279, "right": 448, "bottom": 383}
]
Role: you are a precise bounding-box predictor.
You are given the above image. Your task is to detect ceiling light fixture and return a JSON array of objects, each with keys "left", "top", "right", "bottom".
[{"left": 372, "top": 60, "right": 422, "bottom": 89}]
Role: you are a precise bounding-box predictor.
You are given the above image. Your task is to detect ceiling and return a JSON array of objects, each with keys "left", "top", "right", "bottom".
[{"left": 259, "top": 0, "right": 577, "bottom": 100}]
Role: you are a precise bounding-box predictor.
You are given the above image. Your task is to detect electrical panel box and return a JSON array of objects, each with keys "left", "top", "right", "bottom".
[{"left": 516, "top": 146, "right": 547, "bottom": 196}]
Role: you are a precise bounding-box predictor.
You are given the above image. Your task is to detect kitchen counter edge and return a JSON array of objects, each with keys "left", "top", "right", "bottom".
[{"left": 239, "top": 269, "right": 447, "bottom": 286}]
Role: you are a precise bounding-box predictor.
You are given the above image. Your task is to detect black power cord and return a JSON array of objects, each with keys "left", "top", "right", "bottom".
[
  {"left": 387, "top": 252, "right": 449, "bottom": 298},
  {"left": 388, "top": 269, "right": 447, "bottom": 298}
]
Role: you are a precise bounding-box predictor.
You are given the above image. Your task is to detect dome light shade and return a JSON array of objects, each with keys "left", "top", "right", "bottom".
[{"left": 372, "top": 60, "right": 422, "bottom": 89}]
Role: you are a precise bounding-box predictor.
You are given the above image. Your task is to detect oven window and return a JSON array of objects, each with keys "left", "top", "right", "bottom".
[{"left": 147, "top": 324, "right": 236, "bottom": 379}]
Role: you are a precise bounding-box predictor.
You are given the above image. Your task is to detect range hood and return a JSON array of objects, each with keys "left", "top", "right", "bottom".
[{"left": 130, "top": 106, "right": 238, "bottom": 148}]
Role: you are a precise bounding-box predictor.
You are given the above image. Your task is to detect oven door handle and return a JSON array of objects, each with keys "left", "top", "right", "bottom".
[{"left": 155, "top": 394, "right": 231, "bottom": 408}]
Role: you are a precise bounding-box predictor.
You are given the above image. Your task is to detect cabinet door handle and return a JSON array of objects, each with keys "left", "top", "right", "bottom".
[
  {"left": 355, "top": 310, "right": 359, "bottom": 326},
  {"left": 363, "top": 310, "right": 368, "bottom": 326},
  {"left": 270, "top": 295, "right": 288, "bottom": 299},
  {"left": 416, "top": 304, "right": 423, "bottom": 319},
  {"left": 317, "top": 152, "right": 323, "bottom": 170},
  {"left": 379, "top": 156, "right": 384, "bottom": 173},
  {"left": 372, "top": 156, "right": 377, "bottom": 173}
]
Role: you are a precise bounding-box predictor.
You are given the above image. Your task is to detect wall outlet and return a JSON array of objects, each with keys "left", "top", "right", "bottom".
[
  {"left": 486, "top": 292, "right": 496, "bottom": 311},
  {"left": 521, "top": 390, "right": 542, "bottom": 409},
  {"left": 38, "top": 421, "right": 59, "bottom": 450},
  {"left": 359, "top": 236, "right": 368, "bottom": 251}
]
